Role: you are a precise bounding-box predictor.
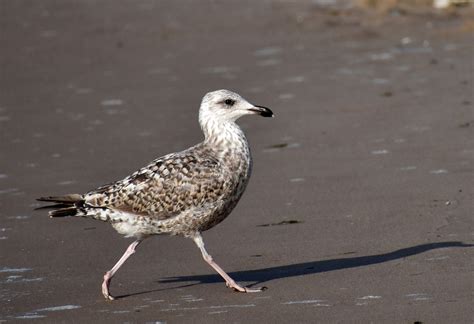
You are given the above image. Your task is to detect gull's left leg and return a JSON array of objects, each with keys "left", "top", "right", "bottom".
[
  {"left": 192, "top": 232, "right": 266, "bottom": 293},
  {"left": 102, "top": 239, "right": 142, "bottom": 300}
]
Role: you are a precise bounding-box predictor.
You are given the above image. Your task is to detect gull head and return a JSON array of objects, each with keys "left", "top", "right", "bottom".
[{"left": 199, "top": 89, "right": 273, "bottom": 125}]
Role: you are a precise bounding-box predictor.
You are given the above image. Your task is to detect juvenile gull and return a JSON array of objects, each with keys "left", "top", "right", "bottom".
[{"left": 37, "top": 89, "right": 274, "bottom": 300}]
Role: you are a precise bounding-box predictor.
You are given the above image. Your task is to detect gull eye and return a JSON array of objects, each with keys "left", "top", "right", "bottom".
[{"left": 224, "top": 99, "right": 235, "bottom": 106}]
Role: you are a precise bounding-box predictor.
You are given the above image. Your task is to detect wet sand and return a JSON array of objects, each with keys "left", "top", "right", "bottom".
[{"left": 0, "top": 1, "right": 473, "bottom": 323}]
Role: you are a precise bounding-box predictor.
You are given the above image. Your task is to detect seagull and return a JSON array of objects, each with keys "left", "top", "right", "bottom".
[{"left": 37, "top": 89, "right": 274, "bottom": 300}]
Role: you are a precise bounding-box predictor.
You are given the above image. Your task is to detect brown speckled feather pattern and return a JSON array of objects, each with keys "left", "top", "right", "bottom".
[{"left": 80, "top": 129, "right": 251, "bottom": 238}]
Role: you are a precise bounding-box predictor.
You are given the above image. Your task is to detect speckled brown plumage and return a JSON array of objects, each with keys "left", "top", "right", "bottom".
[
  {"left": 37, "top": 89, "right": 274, "bottom": 300},
  {"left": 81, "top": 141, "right": 251, "bottom": 237}
]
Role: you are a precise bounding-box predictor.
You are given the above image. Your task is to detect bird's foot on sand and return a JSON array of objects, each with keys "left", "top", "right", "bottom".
[
  {"left": 226, "top": 282, "right": 267, "bottom": 293},
  {"left": 102, "top": 276, "right": 115, "bottom": 301},
  {"left": 102, "top": 286, "right": 115, "bottom": 301}
]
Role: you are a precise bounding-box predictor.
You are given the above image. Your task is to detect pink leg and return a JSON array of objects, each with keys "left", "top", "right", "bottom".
[
  {"left": 102, "top": 239, "right": 142, "bottom": 300},
  {"left": 192, "top": 233, "right": 266, "bottom": 293}
]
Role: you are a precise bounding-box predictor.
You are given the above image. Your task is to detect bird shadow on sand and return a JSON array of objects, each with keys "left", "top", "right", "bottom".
[
  {"left": 159, "top": 241, "right": 472, "bottom": 286},
  {"left": 116, "top": 241, "right": 472, "bottom": 299}
]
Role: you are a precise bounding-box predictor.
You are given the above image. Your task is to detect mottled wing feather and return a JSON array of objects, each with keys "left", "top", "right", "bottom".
[{"left": 84, "top": 148, "right": 227, "bottom": 220}]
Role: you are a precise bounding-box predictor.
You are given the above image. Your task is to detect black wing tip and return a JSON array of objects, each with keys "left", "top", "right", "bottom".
[
  {"left": 48, "top": 207, "right": 78, "bottom": 217},
  {"left": 37, "top": 196, "right": 53, "bottom": 202},
  {"left": 36, "top": 194, "right": 83, "bottom": 203},
  {"left": 34, "top": 203, "right": 72, "bottom": 211}
]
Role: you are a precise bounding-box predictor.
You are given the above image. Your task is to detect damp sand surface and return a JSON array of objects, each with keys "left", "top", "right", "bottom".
[{"left": 0, "top": 1, "right": 472, "bottom": 323}]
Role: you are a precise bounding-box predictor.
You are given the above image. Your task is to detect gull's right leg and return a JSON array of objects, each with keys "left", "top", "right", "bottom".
[{"left": 192, "top": 233, "right": 266, "bottom": 293}]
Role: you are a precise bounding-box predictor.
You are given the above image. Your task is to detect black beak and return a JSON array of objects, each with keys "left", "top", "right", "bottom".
[{"left": 249, "top": 105, "right": 274, "bottom": 117}]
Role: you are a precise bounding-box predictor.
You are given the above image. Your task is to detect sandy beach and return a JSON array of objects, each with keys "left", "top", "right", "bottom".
[{"left": 0, "top": 1, "right": 473, "bottom": 322}]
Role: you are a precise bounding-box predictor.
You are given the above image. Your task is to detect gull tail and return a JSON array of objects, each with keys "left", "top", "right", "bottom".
[{"left": 36, "top": 194, "right": 85, "bottom": 218}]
